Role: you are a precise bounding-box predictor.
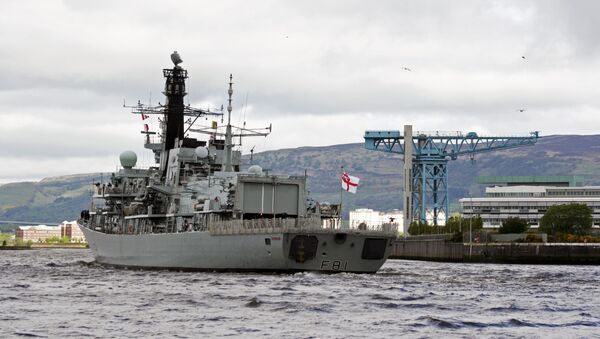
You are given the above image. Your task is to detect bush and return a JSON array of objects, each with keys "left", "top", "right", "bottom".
[
  {"left": 46, "top": 236, "right": 61, "bottom": 244},
  {"left": 443, "top": 216, "right": 483, "bottom": 234},
  {"left": 407, "top": 221, "right": 444, "bottom": 235},
  {"left": 408, "top": 221, "right": 432, "bottom": 235},
  {"left": 408, "top": 216, "right": 484, "bottom": 235},
  {"left": 499, "top": 217, "right": 528, "bottom": 234},
  {"left": 524, "top": 232, "right": 543, "bottom": 243},
  {"left": 540, "top": 203, "right": 592, "bottom": 236}
]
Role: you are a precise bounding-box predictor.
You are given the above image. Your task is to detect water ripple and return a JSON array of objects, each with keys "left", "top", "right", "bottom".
[{"left": 0, "top": 249, "right": 598, "bottom": 337}]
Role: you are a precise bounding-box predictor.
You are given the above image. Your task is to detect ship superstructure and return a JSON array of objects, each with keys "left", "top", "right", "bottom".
[{"left": 78, "top": 52, "right": 397, "bottom": 273}]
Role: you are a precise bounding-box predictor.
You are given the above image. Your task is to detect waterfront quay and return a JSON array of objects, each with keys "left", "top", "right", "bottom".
[{"left": 391, "top": 239, "right": 600, "bottom": 264}]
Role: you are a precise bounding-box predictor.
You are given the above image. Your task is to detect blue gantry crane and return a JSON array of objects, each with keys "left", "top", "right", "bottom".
[{"left": 364, "top": 125, "right": 539, "bottom": 228}]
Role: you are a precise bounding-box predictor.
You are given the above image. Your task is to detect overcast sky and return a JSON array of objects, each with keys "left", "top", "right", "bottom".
[{"left": 1, "top": 0, "right": 599, "bottom": 182}]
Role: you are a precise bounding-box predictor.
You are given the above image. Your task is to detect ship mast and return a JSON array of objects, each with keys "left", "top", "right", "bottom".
[
  {"left": 161, "top": 51, "right": 187, "bottom": 174},
  {"left": 223, "top": 74, "right": 234, "bottom": 172}
]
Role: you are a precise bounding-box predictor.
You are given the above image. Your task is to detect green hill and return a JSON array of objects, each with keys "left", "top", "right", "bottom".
[
  {"left": 0, "top": 134, "right": 598, "bottom": 227},
  {"left": 0, "top": 173, "right": 105, "bottom": 229}
]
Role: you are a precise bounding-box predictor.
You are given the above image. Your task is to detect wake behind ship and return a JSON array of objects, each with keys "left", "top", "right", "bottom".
[{"left": 78, "top": 52, "right": 397, "bottom": 273}]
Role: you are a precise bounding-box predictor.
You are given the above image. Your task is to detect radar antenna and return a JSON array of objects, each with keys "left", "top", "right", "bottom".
[
  {"left": 188, "top": 74, "right": 271, "bottom": 171},
  {"left": 224, "top": 74, "right": 234, "bottom": 172}
]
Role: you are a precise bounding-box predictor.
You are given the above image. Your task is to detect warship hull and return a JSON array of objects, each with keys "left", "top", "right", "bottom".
[{"left": 80, "top": 223, "right": 394, "bottom": 273}]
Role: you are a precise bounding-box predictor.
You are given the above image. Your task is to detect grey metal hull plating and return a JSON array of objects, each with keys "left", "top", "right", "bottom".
[{"left": 80, "top": 224, "right": 394, "bottom": 273}]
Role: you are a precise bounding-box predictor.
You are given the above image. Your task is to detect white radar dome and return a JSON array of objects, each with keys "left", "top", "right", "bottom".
[
  {"left": 248, "top": 165, "right": 263, "bottom": 175},
  {"left": 119, "top": 151, "right": 137, "bottom": 169},
  {"left": 194, "top": 146, "right": 209, "bottom": 158}
]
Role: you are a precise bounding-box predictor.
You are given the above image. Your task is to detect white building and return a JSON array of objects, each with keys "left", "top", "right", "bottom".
[
  {"left": 460, "top": 185, "right": 600, "bottom": 228},
  {"left": 349, "top": 208, "right": 404, "bottom": 233}
]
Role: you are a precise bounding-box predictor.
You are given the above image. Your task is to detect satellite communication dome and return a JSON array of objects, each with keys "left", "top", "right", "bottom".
[
  {"left": 119, "top": 151, "right": 137, "bottom": 169},
  {"left": 248, "top": 165, "right": 263, "bottom": 175},
  {"left": 194, "top": 146, "right": 209, "bottom": 158}
]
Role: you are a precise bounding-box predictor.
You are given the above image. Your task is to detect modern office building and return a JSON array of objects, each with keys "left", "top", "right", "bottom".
[{"left": 460, "top": 176, "right": 600, "bottom": 228}]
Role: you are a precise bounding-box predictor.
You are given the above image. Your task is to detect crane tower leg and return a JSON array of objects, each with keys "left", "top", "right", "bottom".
[
  {"left": 403, "top": 125, "right": 412, "bottom": 234},
  {"left": 412, "top": 160, "right": 448, "bottom": 225}
]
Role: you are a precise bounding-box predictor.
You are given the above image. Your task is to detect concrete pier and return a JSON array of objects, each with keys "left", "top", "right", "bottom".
[{"left": 390, "top": 240, "right": 600, "bottom": 264}]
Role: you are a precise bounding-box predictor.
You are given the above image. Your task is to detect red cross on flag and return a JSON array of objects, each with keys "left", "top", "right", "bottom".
[{"left": 341, "top": 171, "right": 360, "bottom": 194}]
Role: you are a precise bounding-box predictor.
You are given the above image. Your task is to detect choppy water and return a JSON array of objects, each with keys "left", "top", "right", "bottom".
[{"left": 1, "top": 249, "right": 599, "bottom": 338}]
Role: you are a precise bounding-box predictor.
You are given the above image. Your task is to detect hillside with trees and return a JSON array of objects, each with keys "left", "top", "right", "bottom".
[{"left": 1, "top": 135, "right": 600, "bottom": 227}]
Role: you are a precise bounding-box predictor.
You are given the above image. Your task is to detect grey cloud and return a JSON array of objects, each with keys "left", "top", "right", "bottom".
[{"left": 0, "top": 0, "right": 598, "bottom": 181}]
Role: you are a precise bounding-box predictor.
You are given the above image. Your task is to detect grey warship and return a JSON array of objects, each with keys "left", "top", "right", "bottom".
[{"left": 78, "top": 52, "right": 397, "bottom": 273}]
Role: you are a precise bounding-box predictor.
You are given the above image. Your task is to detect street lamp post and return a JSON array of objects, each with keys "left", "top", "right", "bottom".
[{"left": 469, "top": 195, "right": 473, "bottom": 258}]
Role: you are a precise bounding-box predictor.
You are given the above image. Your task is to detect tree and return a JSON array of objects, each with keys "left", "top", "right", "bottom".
[
  {"left": 499, "top": 217, "right": 528, "bottom": 234},
  {"left": 539, "top": 203, "right": 592, "bottom": 236},
  {"left": 443, "top": 216, "right": 463, "bottom": 233}
]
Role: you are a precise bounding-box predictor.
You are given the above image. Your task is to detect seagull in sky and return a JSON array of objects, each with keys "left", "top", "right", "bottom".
[
  {"left": 402, "top": 67, "right": 411, "bottom": 71},
  {"left": 521, "top": 56, "right": 526, "bottom": 59},
  {"left": 516, "top": 108, "right": 527, "bottom": 113}
]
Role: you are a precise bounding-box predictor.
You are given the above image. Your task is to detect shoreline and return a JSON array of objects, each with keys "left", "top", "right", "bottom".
[{"left": 0, "top": 244, "right": 88, "bottom": 250}]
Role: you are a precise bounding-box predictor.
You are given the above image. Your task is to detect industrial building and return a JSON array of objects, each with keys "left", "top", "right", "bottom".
[{"left": 460, "top": 176, "right": 600, "bottom": 228}]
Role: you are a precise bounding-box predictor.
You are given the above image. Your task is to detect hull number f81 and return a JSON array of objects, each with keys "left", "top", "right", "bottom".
[{"left": 320, "top": 260, "right": 348, "bottom": 271}]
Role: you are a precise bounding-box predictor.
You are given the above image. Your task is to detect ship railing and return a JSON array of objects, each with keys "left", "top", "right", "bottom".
[
  {"left": 349, "top": 222, "right": 400, "bottom": 233},
  {"left": 208, "top": 218, "right": 398, "bottom": 235},
  {"left": 208, "top": 218, "right": 316, "bottom": 235}
]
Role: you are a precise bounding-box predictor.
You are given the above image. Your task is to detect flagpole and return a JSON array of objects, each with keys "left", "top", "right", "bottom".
[{"left": 339, "top": 166, "right": 344, "bottom": 229}]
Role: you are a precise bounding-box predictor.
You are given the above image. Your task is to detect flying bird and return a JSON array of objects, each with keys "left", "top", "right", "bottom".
[
  {"left": 521, "top": 56, "right": 526, "bottom": 59},
  {"left": 171, "top": 51, "right": 183, "bottom": 66},
  {"left": 516, "top": 108, "right": 526, "bottom": 113},
  {"left": 402, "top": 67, "right": 411, "bottom": 72}
]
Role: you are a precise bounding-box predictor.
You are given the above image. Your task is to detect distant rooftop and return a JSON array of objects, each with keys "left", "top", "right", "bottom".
[
  {"left": 18, "top": 225, "right": 60, "bottom": 231},
  {"left": 476, "top": 175, "right": 583, "bottom": 187}
]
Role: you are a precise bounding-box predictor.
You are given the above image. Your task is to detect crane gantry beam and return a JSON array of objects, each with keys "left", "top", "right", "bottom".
[{"left": 364, "top": 126, "right": 539, "bottom": 230}]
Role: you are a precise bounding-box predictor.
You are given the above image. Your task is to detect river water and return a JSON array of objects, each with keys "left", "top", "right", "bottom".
[{"left": 0, "top": 249, "right": 598, "bottom": 338}]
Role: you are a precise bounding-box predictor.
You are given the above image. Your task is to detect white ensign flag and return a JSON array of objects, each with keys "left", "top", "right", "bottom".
[{"left": 341, "top": 172, "right": 360, "bottom": 194}]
